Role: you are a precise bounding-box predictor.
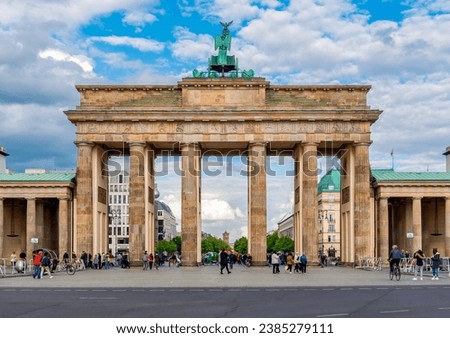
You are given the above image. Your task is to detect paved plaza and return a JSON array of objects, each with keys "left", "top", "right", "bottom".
[{"left": 1, "top": 263, "right": 448, "bottom": 288}]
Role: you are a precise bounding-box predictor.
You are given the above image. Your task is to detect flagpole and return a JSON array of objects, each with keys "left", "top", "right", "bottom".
[{"left": 391, "top": 149, "right": 394, "bottom": 170}]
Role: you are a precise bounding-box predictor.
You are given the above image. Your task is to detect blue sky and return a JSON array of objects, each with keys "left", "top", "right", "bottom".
[{"left": 1, "top": 0, "right": 450, "bottom": 241}]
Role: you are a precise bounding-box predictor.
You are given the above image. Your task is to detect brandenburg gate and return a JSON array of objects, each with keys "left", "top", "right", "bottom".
[
  {"left": 65, "top": 77, "right": 381, "bottom": 266},
  {"left": 65, "top": 23, "right": 381, "bottom": 266}
]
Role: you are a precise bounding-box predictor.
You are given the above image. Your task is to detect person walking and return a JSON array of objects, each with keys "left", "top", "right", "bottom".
[
  {"left": 40, "top": 252, "right": 54, "bottom": 279},
  {"left": 286, "top": 252, "right": 294, "bottom": 273},
  {"left": 271, "top": 251, "right": 280, "bottom": 274},
  {"left": 412, "top": 249, "right": 425, "bottom": 281},
  {"left": 431, "top": 248, "right": 440, "bottom": 280},
  {"left": 219, "top": 249, "right": 231, "bottom": 274}
]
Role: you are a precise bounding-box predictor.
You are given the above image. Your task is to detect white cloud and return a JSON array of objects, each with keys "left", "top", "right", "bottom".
[
  {"left": 123, "top": 11, "right": 158, "bottom": 28},
  {"left": 202, "top": 199, "right": 238, "bottom": 221},
  {"left": 39, "top": 49, "right": 94, "bottom": 73},
  {"left": 89, "top": 36, "right": 165, "bottom": 52}
]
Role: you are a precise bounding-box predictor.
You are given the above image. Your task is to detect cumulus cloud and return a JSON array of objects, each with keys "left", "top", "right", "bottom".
[
  {"left": 89, "top": 36, "right": 165, "bottom": 52},
  {"left": 39, "top": 49, "right": 94, "bottom": 73}
]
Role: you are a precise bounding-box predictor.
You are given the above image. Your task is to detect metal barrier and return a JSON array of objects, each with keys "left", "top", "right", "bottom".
[
  {"left": 356, "top": 256, "right": 450, "bottom": 276},
  {"left": 0, "top": 258, "right": 34, "bottom": 277},
  {"left": 357, "top": 256, "right": 383, "bottom": 271},
  {"left": 400, "top": 257, "right": 450, "bottom": 275}
]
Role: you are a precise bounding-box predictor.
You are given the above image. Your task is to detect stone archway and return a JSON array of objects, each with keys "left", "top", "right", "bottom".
[{"left": 65, "top": 77, "right": 381, "bottom": 266}]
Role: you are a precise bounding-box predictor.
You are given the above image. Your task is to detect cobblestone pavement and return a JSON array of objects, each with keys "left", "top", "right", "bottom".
[{"left": 1, "top": 263, "right": 448, "bottom": 288}]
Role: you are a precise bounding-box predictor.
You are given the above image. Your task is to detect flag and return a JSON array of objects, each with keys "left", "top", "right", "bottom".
[{"left": 390, "top": 149, "right": 394, "bottom": 156}]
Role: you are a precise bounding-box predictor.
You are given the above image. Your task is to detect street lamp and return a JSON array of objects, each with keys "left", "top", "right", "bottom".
[{"left": 110, "top": 208, "right": 121, "bottom": 255}]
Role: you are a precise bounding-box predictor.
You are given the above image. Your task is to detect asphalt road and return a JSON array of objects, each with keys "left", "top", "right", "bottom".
[{"left": 1, "top": 285, "right": 449, "bottom": 318}]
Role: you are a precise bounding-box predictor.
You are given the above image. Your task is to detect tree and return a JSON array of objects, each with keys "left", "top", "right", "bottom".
[
  {"left": 201, "top": 236, "right": 230, "bottom": 253},
  {"left": 273, "top": 236, "right": 294, "bottom": 253},
  {"left": 171, "top": 236, "right": 182, "bottom": 253},
  {"left": 233, "top": 237, "right": 248, "bottom": 254},
  {"left": 266, "top": 231, "right": 279, "bottom": 253},
  {"left": 156, "top": 240, "right": 177, "bottom": 253}
]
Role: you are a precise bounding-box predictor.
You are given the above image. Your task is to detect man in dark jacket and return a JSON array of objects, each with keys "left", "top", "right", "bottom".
[{"left": 219, "top": 249, "right": 231, "bottom": 274}]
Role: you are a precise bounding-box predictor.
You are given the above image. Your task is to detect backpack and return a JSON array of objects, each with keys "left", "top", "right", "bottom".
[{"left": 41, "top": 256, "right": 50, "bottom": 267}]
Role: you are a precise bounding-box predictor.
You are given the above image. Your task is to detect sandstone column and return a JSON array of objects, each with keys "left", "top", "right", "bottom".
[
  {"left": 445, "top": 197, "right": 450, "bottom": 256},
  {"left": 293, "top": 144, "right": 302, "bottom": 255},
  {"left": 26, "top": 198, "right": 37, "bottom": 258},
  {"left": 181, "top": 143, "right": 202, "bottom": 266},
  {"left": 0, "top": 198, "right": 4, "bottom": 258},
  {"left": 412, "top": 197, "right": 423, "bottom": 252},
  {"left": 302, "top": 143, "right": 318, "bottom": 261},
  {"left": 146, "top": 148, "right": 156, "bottom": 258},
  {"left": 247, "top": 142, "right": 267, "bottom": 266},
  {"left": 378, "top": 197, "right": 389, "bottom": 259},
  {"left": 129, "top": 142, "right": 146, "bottom": 265},
  {"left": 74, "top": 141, "right": 94, "bottom": 255},
  {"left": 353, "top": 142, "right": 372, "bottom": 260},
  {"left": 58, "top": 198, "right": 69, "bottom": 259}
]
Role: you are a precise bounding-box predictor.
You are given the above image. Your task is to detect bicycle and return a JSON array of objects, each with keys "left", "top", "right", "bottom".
[
  {"left": 389, "top": 261, "right": 401, "bottom": 281},
  {"left": 61, "top": 260, "right": 76, "bottom": 275}
]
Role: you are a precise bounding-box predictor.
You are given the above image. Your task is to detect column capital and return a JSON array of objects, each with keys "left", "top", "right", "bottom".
[
  {"left": 248, "top": 141, "right": 267, "bottom": 147},
  {"left": 128, "top": 141, "right": 147, "bottom": 148},
  {"left": 353, "top": 141, "right": 372, "bottom": 147},
  {"left": 74, "top": 141, "right": 94, "bottom": 147}
]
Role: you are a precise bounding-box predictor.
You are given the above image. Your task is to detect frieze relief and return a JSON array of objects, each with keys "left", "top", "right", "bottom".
[{"left": 78, "top": 121, "right": 365, "bottom": 135}]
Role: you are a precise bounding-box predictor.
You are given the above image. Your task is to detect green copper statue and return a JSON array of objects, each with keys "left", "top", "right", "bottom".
[{"left": 193, "top": 21, "right": 254, "bottom": 78}]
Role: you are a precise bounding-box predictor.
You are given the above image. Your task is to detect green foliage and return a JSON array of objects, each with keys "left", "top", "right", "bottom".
[
  {"left": 171, "top": 236, "right": 182, "bottom": 253},
  {"left": 273, "top": 236, "right": 294, "bottom": 253},
  {"left": 233, "top": 237, "right": 248, "bottom": 254},
  {"left": 266, "top": 231, "right": 279, "bottom": 253},
  {"left": 201, "top": 236, "right": 230, "bottom": 253},
  {"left": 156, "top": 240, "right": 177, "bottom": 253}
]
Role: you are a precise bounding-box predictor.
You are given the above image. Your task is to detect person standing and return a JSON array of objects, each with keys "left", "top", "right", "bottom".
[
  {"left": 33, "top": 251, "right": 43, "bottom": 279},
  {"left": 10, "top": 251, "right": 17, "bottom": 270},
  {"left": 148, "top": 253, "right": 154, "bottom": 270},
  {"left": 271, "top": 251, "right": 280, "bottom": 274},
  {"left": 154, "top": 254, "right": 159, "bottom": 270},
  {"left": 300, "top": 253, "right": 308, "bottom": 273},
  {"left": 219, "top": 249, "right": 231, "bottom": 274},
  {"left": 431, "top": 248, "right": 440, "bottom": 280},
  {"left": 142, "top": 251, "right": 149, "bottom": 270},
  {"left": 412, "top": 249, "right": 425, "bottom": 281}
]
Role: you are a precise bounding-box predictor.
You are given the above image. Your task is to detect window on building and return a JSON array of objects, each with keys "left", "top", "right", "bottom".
[{"left": 328, "top": 224, "right": 335, "bottom": 232}]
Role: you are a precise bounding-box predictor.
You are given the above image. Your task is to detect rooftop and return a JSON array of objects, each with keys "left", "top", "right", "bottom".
[{"left": 0, "top": 172, "right": 76, "bottom": 182}]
